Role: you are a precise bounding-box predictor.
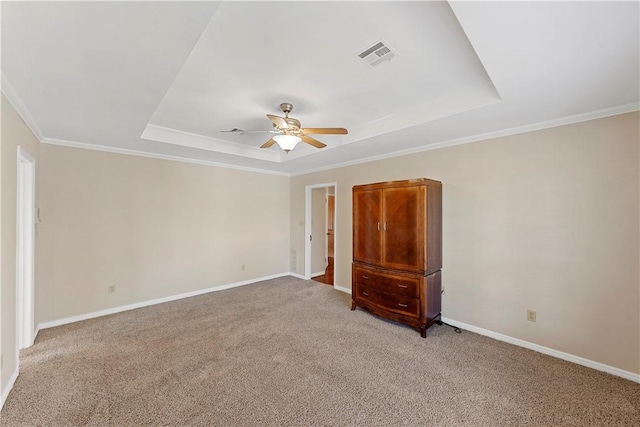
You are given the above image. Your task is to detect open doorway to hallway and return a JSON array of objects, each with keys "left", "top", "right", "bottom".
[
  {"left": 305, "top": 183, "right": 336, "bottom": 286},
  {"left": 311, "top": 188, "right": 335, "bottom": 285}
]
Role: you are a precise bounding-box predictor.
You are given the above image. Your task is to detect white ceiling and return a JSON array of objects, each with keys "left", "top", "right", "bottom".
[{"left": 2, "top": 1, "right": 639, "bottom": 176}]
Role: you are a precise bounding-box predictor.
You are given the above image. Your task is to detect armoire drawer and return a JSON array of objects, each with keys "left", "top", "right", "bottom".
[
  {"left": 354, "top": 265, "right": 420, "bottom": 298},
  {"left": 355, "top": 284, "right": 419, "bottom": 317}
]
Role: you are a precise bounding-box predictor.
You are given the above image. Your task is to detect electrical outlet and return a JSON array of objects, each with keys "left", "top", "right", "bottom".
[
  {"left": 527, "top": 309, "right": 536, "bottom": 322},
  {"left": 108, "top": 285, "right": 116, "bottom": 294},
  {"left": 241, "top": 264, "right": 245, "bottom": 271}
]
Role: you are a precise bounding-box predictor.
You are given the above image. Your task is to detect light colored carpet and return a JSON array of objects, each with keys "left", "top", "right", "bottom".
[{"left": 1, "top": 276, "right": 638, "bottom": 426}]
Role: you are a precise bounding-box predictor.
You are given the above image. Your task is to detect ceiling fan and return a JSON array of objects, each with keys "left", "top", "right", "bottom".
[{"left": 222, "top": 103, "right": 348, "bottom": 153}]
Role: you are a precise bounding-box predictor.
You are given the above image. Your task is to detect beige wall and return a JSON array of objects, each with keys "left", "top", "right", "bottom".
[
  {"left": 1, "top": 95, "right": 41, "bottom": 401},
  {"left": 1, "top": 92, "right": 638, "bottom": 401},
  {"left": 290, "top": 112, "right": 640, "bottom": 374},
  {"left": 37, "top": 144, "right": 291, "bottom": 323}
]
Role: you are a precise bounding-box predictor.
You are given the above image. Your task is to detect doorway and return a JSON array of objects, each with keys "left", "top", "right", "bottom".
[
  {"left": 16, "top": 146, "right": 36, "bottom": 350},
  {"left": 304, "top": 183, "right": 336, "bottom": 286},
  {"left": 311, "top": 191, "right": 335, "bottom": 285}
]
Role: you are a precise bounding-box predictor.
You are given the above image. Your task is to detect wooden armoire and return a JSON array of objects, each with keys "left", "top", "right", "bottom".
[{"left": 351, "top": 178, "right": 442, "bottom": 337}]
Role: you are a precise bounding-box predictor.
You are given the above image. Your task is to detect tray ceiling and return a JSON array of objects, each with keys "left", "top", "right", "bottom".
[{"left": 2, "top": 1, "right": 638, "bottom": 175}]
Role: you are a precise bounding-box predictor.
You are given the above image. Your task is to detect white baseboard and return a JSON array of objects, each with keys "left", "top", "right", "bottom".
[
  {"left": 333, "top": 285, "right": 351, "bottom": 295},
  {"left": 288, "top": 272, "right": 306, "bottom": 280},
  {"left": 38, "top": 273, "right": 291, "bottom": 331},
  {"left": 311, "top": 271, "right": 325, "bottom": 278},
  {"left": 0, "top": 367, "right": 19, "bottom": 412},
  {"left": 441, "top": 317, "right": 640, "bottom": 384}
]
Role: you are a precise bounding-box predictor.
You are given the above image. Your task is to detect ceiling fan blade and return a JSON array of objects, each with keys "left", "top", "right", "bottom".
[
  {"left": 300, "top": 127, "right": 348, "bottom": 135},
  {"left": 300, "top": 135, "right": 327, "bottom": 149},
  {"left": 267, "top": 114, "right": 288, "bottom": 128},
  {"left": 260, "top": 138, "right": 277, "bottom": 148},
  {"left": 221, "top": 128, "right": 278, "bottom": 134}
]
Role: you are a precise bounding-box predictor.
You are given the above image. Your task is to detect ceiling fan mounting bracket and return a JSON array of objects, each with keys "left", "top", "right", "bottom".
[{"left": 280, "top": 102, "right": 294, "bottom": 115}]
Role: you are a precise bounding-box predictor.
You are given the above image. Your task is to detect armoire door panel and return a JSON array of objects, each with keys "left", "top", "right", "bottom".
[
  {"left": 382, "top": 186, "right": 425, "bottom": 272},
  {"left": 352, "top": 189, "right": 382, "bottom": 265}
]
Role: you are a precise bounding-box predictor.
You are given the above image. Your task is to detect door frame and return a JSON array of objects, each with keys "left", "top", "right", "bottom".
[
  {"left": 304, "top": 182, "right": 337, "bottom": 283},
  {"left": 16, "top": 146, "right": 36, "bottom": 350}
]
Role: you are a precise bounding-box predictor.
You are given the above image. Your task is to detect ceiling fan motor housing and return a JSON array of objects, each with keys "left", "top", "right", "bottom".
[
  {"left": 277, "top": 103, "right": 300, "bottom": 129},
  {"left": 284, "top": 117, "right": 301, "bottom": 129}
]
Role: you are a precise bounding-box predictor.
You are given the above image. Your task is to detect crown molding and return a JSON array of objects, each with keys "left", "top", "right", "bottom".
[
  {"left": 1, "top": 74, "right": 45, "bottom": 142},
  {"left": 4, "top": 65, "right": 637, "bottom": 178},
  {"left": 290, "top": 102, "right": 640, "bottom": 176},
  {"left": 141, "top": 124, "right": 282, "bottom": 163},
  {"left": 42, "top": 137, "right": 290, "bottom": 176}
]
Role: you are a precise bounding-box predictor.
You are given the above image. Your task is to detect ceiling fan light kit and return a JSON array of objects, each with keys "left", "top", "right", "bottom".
[
  {"left": 224, "top": 102, "right": 348, "bottom": 153},
  {"left": 273, "top": 134, "right": 301, "bottom": 153}
]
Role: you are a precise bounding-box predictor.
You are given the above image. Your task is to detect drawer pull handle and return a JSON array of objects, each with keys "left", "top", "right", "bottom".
[
  {"left": 398, "top": 285, "right": 408, "bottom": 289},
  {"left": 398, "top": 303, "right": 408, "bottom": 308},
  {"left": 362, "top": 292, "right": 369, "bottom": 296},
  {"left": 362, "top": 275, "right": 369, "bottom": 279}
]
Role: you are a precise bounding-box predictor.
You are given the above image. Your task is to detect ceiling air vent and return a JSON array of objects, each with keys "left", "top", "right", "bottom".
[{"left": 356, "top": 39, "right": 397, "bottom": 68}]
